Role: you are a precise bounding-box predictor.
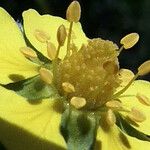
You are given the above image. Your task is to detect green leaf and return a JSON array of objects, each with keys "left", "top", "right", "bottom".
[
  {"left": 116, "top": 113, "right": 150, "bottom": 142},
  {"left": 3, "top": 75, "right": 59, "bottom": 101},
  {"left": 60, "top": 108, "right": 100, "bottom": 150}
]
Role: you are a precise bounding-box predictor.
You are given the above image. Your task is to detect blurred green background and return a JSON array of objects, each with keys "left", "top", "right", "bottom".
[{"left": 0, "top": 0, "right": 150, "bottom": 80}]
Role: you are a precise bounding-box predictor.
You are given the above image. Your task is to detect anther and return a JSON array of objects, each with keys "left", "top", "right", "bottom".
[
  {"left": 34, "top": 29, "right": 50, "bottom": 43},
  {"left": 20, "top": 47, "right": 37, "bottom": 58},
  {"left": 70, "top": 96, "right": 86, "bottom": 109},
  {"left": 120, "top": 33, "right": 139, "bottom": 49},
  {"left": 57, "top": 25, "right": 67, "bottom": 46},
  {"left": 47, "top": 41, "right": 57, "bottom": 60},
  {"left": 66, "top": 1, "right": 81, "bottom": 23},
  {"left": 62, "top": 82, "right": 75, "bottom": 93},
  {"left": 118, "top": 69, "right": 134, "bottom": 86},
  {"left": 39, "top": 68, "right": 53, "bottom": 84},
  {"left": 127, "top": 107, "right": 146, "bottom": 122},
  {"left": 136, "top": 93, "right": 150, "bottom": 106},
  {"left": 138, "top": 60, "right": 150, "bottom": 76},
  {"left": 106, "top": 100, "right": 122, "bottom": 109},
  {"left": 106, "top": 109, "right": 116, "bottom": 126}
]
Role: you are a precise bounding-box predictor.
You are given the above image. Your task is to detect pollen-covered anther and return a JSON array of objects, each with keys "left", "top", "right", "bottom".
[
  {"left": 39, "top": 68, "right": 53, "bottom": 84},
  {"left": 120, "top": 33, "right": 139, "bottom": 49},
  {"left": 70, "top": 96, "right": 86, "bottom": 109},
  {"left": 106, "top": 109, "right": 116, "bottom": 126},
  {"left": 34, "top": 29, "right": 50, "bottom": 43},
  {"left": 57, "top": 25, "right": 67, "bottom": 46},
  {"left": 136, "top": 93, "right": 150, "bottom": 106},
  {"left": 127, "top": 107, "right": 146, "bottom": 122},
  {"left": 66, "top": 1, "right": 81, "bottom": 22},
  {"left": 20, "top": 47, "right": 37, "bottom": 58},
  {"left": 105, "top": 100, "right": 122, "bottom": 109},
  {"left": 138, "top": 60, "right": 150, "bottom": 76},
  {"left": 47, "top": 41, "right": 57, "bottom": 60},
  {"left": 118, "top": 69, "right": 134, "bottom": 86},
  {"left": 62, "top": 82, "right": 75, "bottom": 93}
]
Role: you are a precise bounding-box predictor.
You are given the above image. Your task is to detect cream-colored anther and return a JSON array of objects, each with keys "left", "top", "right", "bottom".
[
  {"left": 62, "top": 82, "right": 75, "bottom": 93},
  {"left": 128, "top": 107, "right": 146, "bottom": 122},
  {"left": 34, "top": 29, "right": 50, "bottom": 43},
  {"left": 136, "top": 93, "right": 150, "bottom": 106},
  {"left": 70, "top": 97, "right": 86, "bottom": 109},
  {"left": 20, "top": 47, "right": 37, "bottom": 58},
  {"left": 57, "top": 25, "right": 67, "bottom": 46},
  {"left": 47, "top": 42, "right": 57, "bottom": 60},
  {"left": 120, "top": 33, "right": 139, "bottom": 49},
  {"left": 138, "top": 60, "right": 150, "bottom": 76},
  {"left": 39, "top": 68, "right": 53, "bottom": 84},
  {"left": 106, "top": 100, "right": 122, "bottom": 109},
  {"left": 118, "top": 69, "right": 134, "bottom": 86},
  {"left": 66, "top": 1, "right": 81, "bottom": 22},
  {"left": 103, "top": 61, "right": 119, "bottom": 74},
  {"left": 106, "top": 109, "right": 116, "bottom": 126}
]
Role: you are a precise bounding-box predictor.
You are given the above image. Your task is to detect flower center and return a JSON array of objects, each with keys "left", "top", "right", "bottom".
[{"left": 56, "top": 38, "right": 121, "bottom": 109}]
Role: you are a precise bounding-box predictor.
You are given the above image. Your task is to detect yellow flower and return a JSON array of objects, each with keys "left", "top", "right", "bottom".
[{"left": 0, "top": 1, "right": 150, "bottom": 150}]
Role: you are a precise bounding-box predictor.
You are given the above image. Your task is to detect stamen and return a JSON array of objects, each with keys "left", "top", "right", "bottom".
[
  {"left": 57, "top": 25, "right": 67, "bottom": 47},
  {"left": 106, "top": 109, "right": 116, "bottom": 126},
  {"left": 66, "top": 22, "right": 73, "bottom": 57},
  {"left": 138, "top": 60, "right": 150, "bottom": 76},
  {"left": 118, "top": 69, "right": 134, "bottom": 86},
  {"left": 62, "top": 82, "right": 75, "bottom": 93},
  {"left": 120, "top": 33, "right": 139, "bottom": 49},
  {"left": 34, "top": 29, "right": 50, "bottom": 43},
  {"left": 47, "top": 41, "right": 57, "bottom": 60},
  {"left": 55, "top": 25, "right": 67, "bottom": 59},
  {"left": 20, "top": 47, "right": 37, "bottom": 58},
  {"left": 66, "top": 1, "right": 81, "bottom": 23},
  {"left": 66, "top": 1, "right": 81, "bottom": 57},
  {"left": 106, "top": 100, "right": 122, "bottom": 109},
  {"left": 70, "top": 96, "right": 86, "bottom": 109},
  {"left": 39, "top": 68, "right": 53, "bottom": 84},
  {"left": 113, "top": 73, "right": 138, "bottom": 98},
  {"left": 127, "top": 107, "right": 146, "bottom": 122},
  {"left": 136, "top": 93, "right": 150, "bottom": 106}
]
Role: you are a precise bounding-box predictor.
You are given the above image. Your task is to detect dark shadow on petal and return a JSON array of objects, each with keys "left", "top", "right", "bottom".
[
  {"left": 125, "top": 117, "right": 139, "bottom": 127},
  {"left": 94, "top": 140, "right": 102, "bottom": 150},
  {"left": 119, "top": 131, "right": 131, "bottom": 149},
  {"left": 52, "top": 100, "right": 64, "bottom": 114},
  {"left": 99, "top": 114, "right": 110, "bottom": 133},
  {"left": 9, "top": 74, "right": 25, "bottom": 82},
  {"left": 0, "top": 118, "right": 65, "bottom": 150},
  {"left": 28, "top": 99, "right": 43, "bottom": 105}
]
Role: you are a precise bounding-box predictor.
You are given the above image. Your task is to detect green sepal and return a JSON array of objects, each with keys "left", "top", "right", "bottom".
[
  {"left": 60, "top": 108, "right": 100, "bottom": 150},
  {"left": 116, "top": 113, "right": 150, "bottom": 142},
  {"left": 3, "top": 75, "right": 59, "bottom": 101}
]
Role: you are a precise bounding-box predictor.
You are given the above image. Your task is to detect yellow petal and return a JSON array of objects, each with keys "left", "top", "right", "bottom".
[
  {"left": 95, "top": 124, "right": 150, "bottom": 150},
  {"left": 0, "top": 86, "right": 66, "bottom": 150},
  {"left": 0, "top": 8, "right": 39, "bottom": 84},
  {"left": 119, "top": 80, "right": 150, "bottom": 134},
  {"left": 22, "top": 9, "right": 88, "bottom": 59}
]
